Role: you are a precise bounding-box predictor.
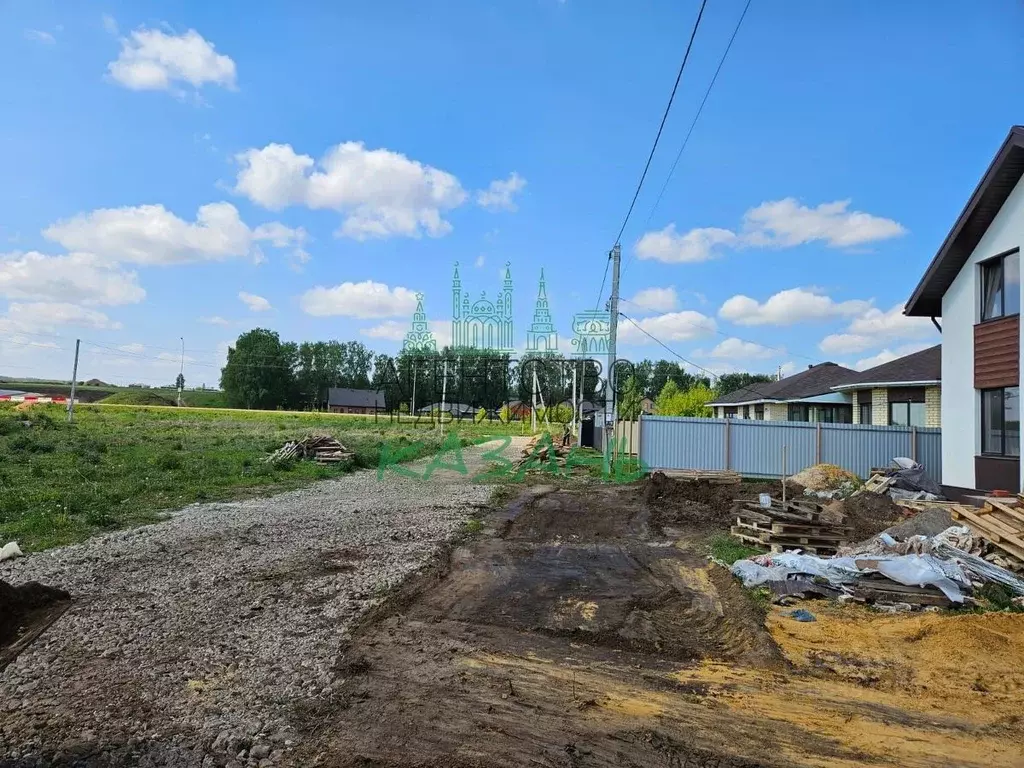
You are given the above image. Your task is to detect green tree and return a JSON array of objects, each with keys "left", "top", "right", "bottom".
[
  {"left": 220, "top": 329, "right": 296, "bottom": 410},
  {"left": 474, "top": 407, "right": 487, "bottom": 423},
  {"left": 174, "top": 373, "right": 185, "bottom": 391},
  {"left": 499, "top": 404, "right": 512, "bottom": 424},
  {"left": 654, "top": 381, "right": 714, "bottom": 417},
  {"left": 619, "top": 375, "right": 643, "bottom": 420},
  {"left": 715, "top": 372, "right": 776, "bottom": 397}
]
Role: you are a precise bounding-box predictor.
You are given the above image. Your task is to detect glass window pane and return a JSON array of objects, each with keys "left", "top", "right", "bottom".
[
  {"left": 1005, "top": 387, "right": 1020, "bottom": 457},
  {"left": 1005, "top": 253, "right": 1021, "bottom": 316},
  {"left": 890, "top": 402, "right": 909, "bottom": 426},
  {"left": 860, "top": 404, "right": 872, "bottom": 425},
  {"left": 909, "top": 402, "right": 926, "bottom": 427},
  {"left": 982, "top": 390, "right": 1004, "bottom": 454},
  {"left": 982, "top": 260, "right": 1003, "bottom": 320}
]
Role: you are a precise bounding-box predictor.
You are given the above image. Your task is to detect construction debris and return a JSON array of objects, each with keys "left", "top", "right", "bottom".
[
  {"left": 513, "top": 434, "right": 573, "bottom": 473},
  {"left": 265, "top": 435, "right": 354, "bottom": 465},
  {"left": 950, "top": 499, "right": 1024, "bottom": 569},
  {"left": 730, "top": 496, "right": 851, "bottom": 556},
  {"left": 661, "top": 469, "right": 741, "bottom": 484},
  {"left": 789, "top": 464, "right": 859, "bottom": 497}
]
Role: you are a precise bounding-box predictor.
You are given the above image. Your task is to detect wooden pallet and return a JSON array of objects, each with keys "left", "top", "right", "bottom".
[
  {"left": 952, "top": 501, "right": 1024, "bottom": 562},
  {"left": 731, "top": 494, "right": 847, "bottom": 556},
  {"left": 864, "top": 474, "right": 895, "bottom": 494},
  {"left": 663, "top": 469, "right": 741, "bottom": 484}
]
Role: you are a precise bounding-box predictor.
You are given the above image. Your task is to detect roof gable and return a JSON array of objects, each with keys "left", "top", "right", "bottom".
[{"left": 906, "top": 126, "right": 1024, "bottom": 317}]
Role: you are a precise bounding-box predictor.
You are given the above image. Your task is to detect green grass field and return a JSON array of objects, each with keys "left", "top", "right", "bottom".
[{"left": 0, "top": 403, "right": 520, "bottom": 552}]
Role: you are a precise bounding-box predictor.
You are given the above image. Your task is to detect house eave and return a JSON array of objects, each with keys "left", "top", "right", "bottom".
[{"left": 831, "top": 380, "right": 941, "bottom": 392}]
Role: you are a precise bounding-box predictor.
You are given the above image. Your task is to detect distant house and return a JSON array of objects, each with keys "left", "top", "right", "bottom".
[
  {"left": 830, "top": 346, "right": 941, "bottom": 428},
  {"left": 0, "top": 389, "right": 29, "bottom": 399},
  {"left": 640, "top": 397, "right": 655, "bottom": 415},
  {"left": 327, "top": 387, "right": 385, "bottom": 414},
  {"left": 707, "top": 363, "right": 861, "bottom": 422},
  {"left": 417, "top": 402, "right": 475, "bottom": 418},
  {"left": 506, "top": 400, "right": 531, "bottom": 420}
]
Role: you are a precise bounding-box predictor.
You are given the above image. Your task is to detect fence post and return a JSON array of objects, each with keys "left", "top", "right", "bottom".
[
  {"left": 815, "top": 422, "right": 822, "bottom": 464},
  {"left": 911, "top": 426, "right": 917, "bottom": 462},
  {"left": 724, "top": 417, "right": 731, "bottom": 471}
]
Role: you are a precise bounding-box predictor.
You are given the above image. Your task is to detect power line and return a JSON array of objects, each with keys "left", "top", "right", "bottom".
[
  {"left": 594, "top": 252, "right": 612, "bottom": 309},
  {"left": 643, "top": 0, "right": 753, "bottom": 232},
  {"left": 611, "top": 0, "right": 709, "bottom": 249}
]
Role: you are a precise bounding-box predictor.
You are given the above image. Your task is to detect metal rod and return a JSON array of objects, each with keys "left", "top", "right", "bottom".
[{"left": 67, "top": 339, "right": 80, "bottom": 423}]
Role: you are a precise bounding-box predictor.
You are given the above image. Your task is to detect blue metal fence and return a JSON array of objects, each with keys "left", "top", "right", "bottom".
[{"left": 639, "top": 416, "right": 941, "bottom": 479}]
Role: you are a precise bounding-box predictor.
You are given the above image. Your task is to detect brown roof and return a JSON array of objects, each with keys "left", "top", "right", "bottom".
[
  {"left": 709, "top": 362, "right": 861, "bottom": 405},
  {"left": 906, "top": 126, "right": 1024, "bottom": 317},
  {"left": 832, "top": 345, "right": 941, "bottom": 390}
]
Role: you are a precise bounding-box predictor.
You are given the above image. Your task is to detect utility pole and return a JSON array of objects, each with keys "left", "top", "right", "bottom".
[
  {"left": 67, "top": 339, "right": 81, "bottom": 423},
  {"left": 606, "top": 244, "right": 621, "bottom": 427},
  {"left": 177, "top": 336, "right": 185, "bottom": 407}
]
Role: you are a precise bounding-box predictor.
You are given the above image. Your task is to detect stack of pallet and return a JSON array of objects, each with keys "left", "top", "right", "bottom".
[
  {"left": 951, "top": 499, "right": 1024, "bottom": 568},
  {"left": 514, "top": 434, "right": 571, "bottom": 472},
  {"left": 663, "top": 469, "right": 741, "bottom": 484},
  {"left": 730, "top": 497, "right": 851, "bottom": 556},
  {"left": 266, "top": 435, "right": 354, "bottom": 465}
]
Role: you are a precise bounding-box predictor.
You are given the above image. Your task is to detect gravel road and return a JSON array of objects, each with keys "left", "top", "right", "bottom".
[{"left": 0, "top": 437, "right": 527, "bottom": 768}]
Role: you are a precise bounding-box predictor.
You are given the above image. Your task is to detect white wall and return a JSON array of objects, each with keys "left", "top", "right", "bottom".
[{"left": 940, "top": 173, "right": 1024, "bottom": 489}]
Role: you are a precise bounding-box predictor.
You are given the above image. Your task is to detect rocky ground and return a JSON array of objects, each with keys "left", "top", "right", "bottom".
[{"left": 0, "top": 438, "right": 526, "bottom": 768}]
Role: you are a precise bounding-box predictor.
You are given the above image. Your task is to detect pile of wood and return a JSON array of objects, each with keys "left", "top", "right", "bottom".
[
  {"left": 863, "top": 470, "right": 896, "bottom": 494},
  {"left": 731, "top": 497, "right": 851, "bottom": 556},
  {"left": 266, "top": 435, "right": 354, "bottom": 465},
  {"left": 951, "top": 498, "right": 1024, "bottom": 570},
  {"left": 662, "top": 469, "right": 741, "bottom": 484},
  {"left": 513, "top": 434, "right": 572, "bottom": 472}
]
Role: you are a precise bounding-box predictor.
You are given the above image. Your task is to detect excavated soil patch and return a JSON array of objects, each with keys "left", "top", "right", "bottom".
[
  {"left": 0, "top": 579, "right": 70, "bottom": 670},
  {"left": 830, "top": 492, "right": 905, "bottom": 542},
  {"left": 643, "top": 472, "right": 785, "bottom": 530}
]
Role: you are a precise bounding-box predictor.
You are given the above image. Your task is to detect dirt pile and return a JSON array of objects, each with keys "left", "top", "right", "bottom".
[
  {"left": 643, "top": 471, "right": 782, "bottom": 529},
  {"left": 789, "top": 463, "right": 859, "bottom": 492},
  {"left": 827, "top": 492, "right": 904, "bottom": 541},
  {"left": 1, "top": 579, "right": 70, "bottom": 671}
]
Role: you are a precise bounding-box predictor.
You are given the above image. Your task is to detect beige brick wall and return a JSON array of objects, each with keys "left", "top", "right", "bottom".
[
  {"left": 925, "top": 387, "right": 941, "bottom": 428},
  {"left": 871, "top": 388, "right": 889, "bottom": 426},
  {"left": 766, "top": 402, "right": 789, "bottom": 421},
  {"left": 851, "top": 392, "right": 860, "bottom": 424}
]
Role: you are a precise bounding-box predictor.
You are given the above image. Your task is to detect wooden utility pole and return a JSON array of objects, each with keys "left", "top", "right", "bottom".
[{"left": 67, "top": 339, "right": 80, "bottom": 423}]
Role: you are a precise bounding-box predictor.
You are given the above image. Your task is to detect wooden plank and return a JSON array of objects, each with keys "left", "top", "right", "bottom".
[
  {"left": 986, "top": 499, "right": 1024, "bottom": 526},
  {"left": 965, "top": 508, "right": 1023, "bottom": 539},
  {"left": 951, "top": 507, "right": 1024, "bottom": 560},
  {"left": 770, "top": 522, "right": 851, "bottom": 537}
]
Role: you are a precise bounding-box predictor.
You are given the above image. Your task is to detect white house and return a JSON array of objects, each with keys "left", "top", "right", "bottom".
[{"left": 905, "top": 125, "right": 1024, "bottom": 494}]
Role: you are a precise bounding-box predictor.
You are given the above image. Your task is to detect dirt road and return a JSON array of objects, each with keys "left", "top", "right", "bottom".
[{"left": 0, "top": 437, "right": 529, "bottom": 767}]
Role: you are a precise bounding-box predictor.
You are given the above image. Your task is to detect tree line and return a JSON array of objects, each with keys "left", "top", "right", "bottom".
[{"left": 218, "top": 328, "right": 777, "bottom": 414}]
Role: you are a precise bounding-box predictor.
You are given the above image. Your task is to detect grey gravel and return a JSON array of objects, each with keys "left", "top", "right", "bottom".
[{"left": 0, "top": 438, "right": 524, "bottom": 766}]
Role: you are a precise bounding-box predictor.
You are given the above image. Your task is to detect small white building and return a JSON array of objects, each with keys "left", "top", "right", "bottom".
[{"left": 906, "top": 126, "right": 1024, "bottom": 494}]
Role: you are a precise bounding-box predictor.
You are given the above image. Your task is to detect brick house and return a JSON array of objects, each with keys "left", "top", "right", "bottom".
[
  {"left": 830, "top": 345, "right": 941, "bottom": 428},
  {"left": 905, "top": 125, "right": 1024, "bottom": 493},
  {"left": 707, "top": 362, "right": 860, "bottom": 422}
]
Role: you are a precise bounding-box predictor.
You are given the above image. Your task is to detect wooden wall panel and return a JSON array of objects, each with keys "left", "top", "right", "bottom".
[{"left": 975, "top": 316, "right": 1020, "bottom": 389}]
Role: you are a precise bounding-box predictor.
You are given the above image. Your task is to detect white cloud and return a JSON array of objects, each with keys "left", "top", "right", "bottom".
[
  {"left": 635, "top": 198, "right": 906, "bottom": 264},
  {"left": 238, "top": 292, "right": 271, "bottom": 312},
  {"left": 107, "top": 27, "right": 237, "bottom": 92},
  {"left": 819, "top": 304, "right": 937, "bottom": 356},
  {"left": 635, "top": 225, "right": 737, "bottom": 264},
  {"left": 474, "top": 254, "right": 485, "bottom": 268},
  {"left": 0, "top": 302, "right": 120, "bottom": 331},
  {"left": 299, "top": 280, "right": 417, "bottom": 319},
  {"left": 43, "top": 202, "right": 299, "bottom": 266},
  {"left": 25, "top": 29, "right": 56, "bottom": 44},
  {"left": 743, "top": 198, "right": 907, "bottom": 249},
  {"left": 618, "top": 311, "right": 717, "bottom": 344},
  {"left": 118, "top": 343, "right": 145, "bottom": 354},
  {"left": 627, "top": 286, "right": 678, "bottom": 313},
  {"left": 0, "top": 251, "right": 144, "bottom": 305},
  {"left": 199, "top": 315, "right": 232, "bottom": 326},
  {"left": 476, "top": 172, "right": 526, "bottom": 212},
  {"left": 102, "top": 15, "right": 119, "bottom": 35},
  {"left": 360, "top": 320, "right": 406, "bottom": 341},
  {"left": 696, "top": 337, "right": 778, "bottom": 360},
  {"left": 234, "top": 142, "right": 467, "bottom": 240},
  {"left": 719, "top": 288, "right": 870, "bottom": 327},
  {"left": 853, "top": 343, "right": 933, "bottom": 372},
  {"left": 779, "top": 361, "right": 798, "bottom": 377}
]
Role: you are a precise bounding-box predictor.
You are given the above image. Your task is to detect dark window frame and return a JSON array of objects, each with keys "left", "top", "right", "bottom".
[
  {"left": 979, "top": 248, "right": 1021, "bottom": 322},
  {"left": 981, "top": 386, "right": 1021, "bottom": 457},
  {"left": 754, "top": 404, "right": 764, "bottom": 420},
  {"left": 859, "top": 403, "right": 872, "bottom": 425},
  {"left": 787, "top": 404, "right": 809, "bottom": 422},
  {"left": 888, "top": 400, "right": 926, "bottom": 428}
]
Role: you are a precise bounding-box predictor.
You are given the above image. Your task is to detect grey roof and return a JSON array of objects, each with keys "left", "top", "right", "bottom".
[
  {"left": 327, "top": 387, "right": 385, "bottom": 409},
  {"left": 907, "top": 126, "right": 1024, "bottom": 317},
  {"left": 833, "top": 345, "right": 941, "bottom": 390},
  {"left": 708, "top": 363, "right": 861, "bottom": 406},
  {"left": 0, "top": 389, "right": 27, "bottom": 397},
  {"left": 417, "top": 402, "right": 474, "bottom": 414}
]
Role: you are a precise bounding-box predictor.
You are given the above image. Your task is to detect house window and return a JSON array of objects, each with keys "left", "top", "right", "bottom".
[
  {"left": 859, "top": 404, "right": 872, "bottom": 425},
  {"left": 889, "top": 402, "right": 926, "bottom": 427},
  {"left": 982, "top": 387, "right": 1020, "bottom": 456},
  {"left": 743, "top": 405, "right": 750, "bottom": 419},
  {"left": 980, "top": 250, "right": 1020, "bottom": 321},
  {"left": 787, "top": 404, "right": 809, "bottom": 422},
  {"left": 754, "top": 404, "right": 764, "bottom": 420},
  {"left": 724, "top": 406, "right": 737, "bottom": 418}
]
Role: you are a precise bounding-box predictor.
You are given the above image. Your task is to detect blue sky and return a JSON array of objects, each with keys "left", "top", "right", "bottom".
[{"left": 2, "top": 0, "right": 1023, "bottom": 387}]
